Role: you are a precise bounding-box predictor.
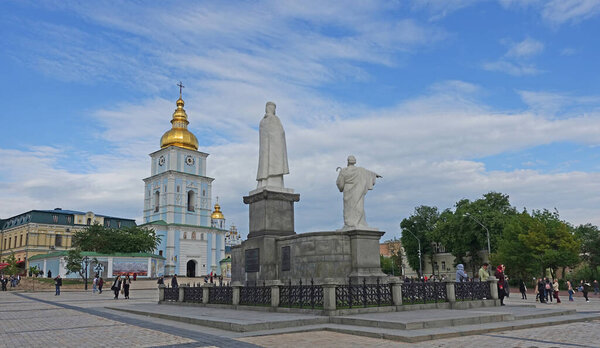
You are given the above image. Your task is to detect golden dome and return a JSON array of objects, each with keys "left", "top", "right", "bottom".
[
  {"left": 211, "top": 203, "right": 225, "bottom": 220},
  {"left": 160, "top": 97, "right": 199, "bottom": 150}
]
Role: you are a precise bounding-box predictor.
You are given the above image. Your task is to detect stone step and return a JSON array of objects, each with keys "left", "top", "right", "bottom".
[{"left": 242, "top": 312, "right": 600, "bottom": 343}]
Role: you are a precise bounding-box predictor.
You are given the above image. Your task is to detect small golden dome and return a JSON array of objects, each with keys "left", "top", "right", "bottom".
[
  {"left": 160, "top": 97, "right": 199, "bottom": 150},
  {"left": 211, "top": 203, "right": 225, "bottom": 220}
]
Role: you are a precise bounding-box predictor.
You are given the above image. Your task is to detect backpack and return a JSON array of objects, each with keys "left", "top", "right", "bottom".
[{"left": 545, "top": 283, "right": 551, "bottom": 290}]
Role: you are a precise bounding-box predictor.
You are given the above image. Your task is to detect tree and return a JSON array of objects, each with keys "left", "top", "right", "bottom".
[
  {"left": 3, "top": 252, "right": 19, "bottom": 276},
  {"left": 28, "top": 265, "right": 40, "bottom": 277},
  {"left": 65, "top": 249, "right": 84, "bottom": 280},
  {"left": 491, "top": 212, "right": 540, "bottom": 283},
  {"left": 520, "top": 209, "right": 581, "bottom": 279},
  {"left": 72, "top": 224, "right": 161, "bottom": 253},
  {"left": 436, "top": 192, "right": 517, "bottom": 275},
  {"left": 574, "top": 223, "right": 600, "bottom": 272},
  {"left": 400, "top": 205, "right": 439, "bottom": 277}
]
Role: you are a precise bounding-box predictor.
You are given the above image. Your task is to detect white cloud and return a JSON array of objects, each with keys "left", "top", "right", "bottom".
[
  {"left": 483, "top": 38, "right": 544, "bottom": 76},
  {"left": 499, "top": 0, "right": 600, "bottom": 25}
]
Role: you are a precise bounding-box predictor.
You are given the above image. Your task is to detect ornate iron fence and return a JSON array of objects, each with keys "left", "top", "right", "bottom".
[
  {"left": 335, "top": 278, "right": 393, "bottom": 308},
  {"left": 208, "top": 286, "right": 233, "bottom": 304},
  {"left": 183, "top": 286, "right": 203, "bottom": 303},
  {"left": 240, "top": 281, "right": 271, "bottom": 306},
  {"left": 163, "top": 286, "right": 179, "bottom": 302},
  {"left": 401, "top": 281, "right": 447, "bottom": 304},
  {"left": 279, "top": 279, "right": 323, "bottom": 309},
  {"left": 455, "top": 281, "right": 491, "bottom": 300}
]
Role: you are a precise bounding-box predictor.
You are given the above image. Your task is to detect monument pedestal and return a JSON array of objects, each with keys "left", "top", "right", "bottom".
[{"left": 243, "top": 189, "right": 300, "bottom": 238}]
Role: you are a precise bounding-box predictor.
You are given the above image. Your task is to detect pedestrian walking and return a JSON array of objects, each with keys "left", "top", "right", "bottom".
[
  {"left": 537, "top": 278, "right": 546, "bottom": 303},
  {"left": 504, "top": 273, "right": 510, "bottom": 298},
  {"left": 545, "top": 278, "right": 553, "bottom": 303},
  {"left": 54, "top": 275, "right": 62, "bottom": 296},
  {"left": 581, "top": 280, "right": 590, "bottom": 302},
  {"left": 92, "top": 275, "right": 98, "bottom": 294},
  {"left": 519, "top": 279, "right": 527, "bottom": 299},
  {"left": 594, "top": 280, "right": 599, "bottom": 296},
  {"left": 171, "top": 274, "right": 178, "bottom": 288},
  {"left": 112, "top": 276, "right": 122, "bottom": 299},
  {"left": 553, "top": 279, "right": 561, "bottom": 303},
  {"left": 495, "top": 264, "right": 506, "bottom": 306},
  {"left": 478, "top": 263, "right": 490, "bottom": 282},
  {"left": 123, "top": 275, "right": 131, "bottom": 299},
  {"left": 567, "top": 280, "right": 574, "bottom": 301},
  {"left": 534, "top": 280, "right": 539, "bottom": 302},
  {"left": 98, "top": 277, "right": 104, "bottom": 294}
]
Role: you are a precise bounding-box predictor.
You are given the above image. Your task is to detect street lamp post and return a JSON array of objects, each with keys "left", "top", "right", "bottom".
[
  {"left": 402, "top": 224, "right": 422, "bottom": 278},
  {"left": 464, "top": 213, "right": 491, "bottom": 256},
  {"left": 82, "top": 256, "right": 90, "bottom": 291}
]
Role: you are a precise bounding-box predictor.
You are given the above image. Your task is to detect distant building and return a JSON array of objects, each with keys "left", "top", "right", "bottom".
[{"left": 0, "top": 208, "right": 135, "bottom": 268}]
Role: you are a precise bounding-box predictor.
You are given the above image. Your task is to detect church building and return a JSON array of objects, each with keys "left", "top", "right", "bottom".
[{"left": 141, "top": 90, "right": 227, "bottom": 277}]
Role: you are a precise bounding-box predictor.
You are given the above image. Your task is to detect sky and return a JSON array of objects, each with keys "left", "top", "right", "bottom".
[{"left": 1, "top": 0, "right": 600, "bottom": 240}]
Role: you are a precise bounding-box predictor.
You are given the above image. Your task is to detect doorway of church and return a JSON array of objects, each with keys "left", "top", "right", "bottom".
[{"left": 186, "top": 260, "right": 196, "bottom": 278}]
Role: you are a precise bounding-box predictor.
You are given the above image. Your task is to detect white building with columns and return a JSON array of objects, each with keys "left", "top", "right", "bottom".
[{"left": 141, "top": 92, "right": 226, "bottom": 277}]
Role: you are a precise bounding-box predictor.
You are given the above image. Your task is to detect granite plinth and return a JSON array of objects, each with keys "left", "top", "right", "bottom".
[{"left": 243, "top": 189, "right": 300, "bottom": 239}]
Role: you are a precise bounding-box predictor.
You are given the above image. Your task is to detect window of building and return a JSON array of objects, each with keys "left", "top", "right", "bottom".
[
  {"left": 117, "top": 221, "right": 121, "bottom": 228},
  {"left": 67, "top": 216, "right": 72, "bottom": 224},
  {"left": 19, "top": 235, "right": 23, "bottom": 247},
  {"left": 202, "top": 189, "right": 206, "bottom": 196},
  {"left": 86, "top": 218, "right": 91, "bottom": 225},
  {"left": 200, "top": 233, "right": 204, "bottom": 241},
  {"left": 192, "top": 232, "right": 196, "bottom": 240},
  {"left": 183, "top": 232, "right": 187, "bottom": 239},
  {"left": 177, "top": 185, "right": 180, "bottom": 193},
  {"left": 105, "top": 220, "right": 111, "bottom": 227},
  {"left": 55, "top": 235, "right": 62, "bottom": 247},
  {"left": 8, "top": 237, "right": 11, "bottom": 249},
  {"left": 187, "top": 191, "right": 195, "bottom": 212},
  {"left": 53, "top": 215, "right": 58, "bottom": 223},
  {"left": 154, "top": 191, "right": 160, "bottom": 212},
  {"left": 441, "top": 261, "right": 446, "bottom": 271},
  {"left": 158, "top": 250, "right": 163, "bottom": 256},
  {"left": 434, "top": 262, "right": 438, "bottom": 270}
]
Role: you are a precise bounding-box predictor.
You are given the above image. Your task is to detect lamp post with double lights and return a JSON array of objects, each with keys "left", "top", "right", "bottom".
[
  {"left": 463, "top": 213, "right": 491, "bottom": 256},
  {"left": 82, "top": 256, "right": 90, "bottom": 291},
  {"left": 402, "top": 224, "right": 422, "bottom": 278}
]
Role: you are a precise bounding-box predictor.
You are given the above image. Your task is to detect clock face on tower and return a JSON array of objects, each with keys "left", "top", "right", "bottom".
[
  {"left": 185, "top": 155, "right": 195, "bottom": 166},
  {"left": 158, "top": 156, "right": 165, "bottom": 166}
]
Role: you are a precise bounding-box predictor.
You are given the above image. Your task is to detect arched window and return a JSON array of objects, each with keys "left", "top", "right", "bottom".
[
  {"left": 154, "top": 191, "right": 160, "bottom": 212},
  {"left": 183, "top": 232, "right": 187, "bottom": 239},
  {"left": 187, "top": 191, "right": 195, "bottom": 212},
  {"left": 86, "top": 218, "right": 91, "bottom": 225}
]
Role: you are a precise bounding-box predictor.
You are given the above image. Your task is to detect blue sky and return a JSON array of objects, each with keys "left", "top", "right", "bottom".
[{"left": 1, "top": 0, "right": 600, "bottom": 239}]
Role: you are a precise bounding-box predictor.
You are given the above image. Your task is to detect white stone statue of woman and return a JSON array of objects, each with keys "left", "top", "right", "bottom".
[
  {"left": 336, "top": 155, "right": 381, "bottom": 230},
  {"left": 256, "top": 102, "right": 289, "bottom": 190}
]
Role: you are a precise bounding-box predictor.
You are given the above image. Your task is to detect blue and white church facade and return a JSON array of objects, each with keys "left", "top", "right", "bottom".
[{"left": 141, "top": 93, "right": 226, "bottom": 277}]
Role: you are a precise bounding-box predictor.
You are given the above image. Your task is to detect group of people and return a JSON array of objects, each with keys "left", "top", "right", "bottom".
[
  {"left": 0, "top": 274, "right": 20, "bottom": 290},
  {"left": 109, "top": 274, "right": 132, "bottom": 299}
]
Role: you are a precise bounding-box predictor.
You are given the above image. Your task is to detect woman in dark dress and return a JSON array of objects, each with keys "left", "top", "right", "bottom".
[
  {"left": 123, "top": 275, "right": 131, "bottom": 299},
  {"left": 495, "top": 264, "right": 506, "bottom": 306}
]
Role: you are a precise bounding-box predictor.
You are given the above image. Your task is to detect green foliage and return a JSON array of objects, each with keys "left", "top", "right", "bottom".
[
  {"left": 380, "top": 255, "right": 401, "bottom": 275},
  {"left": 574, "top": 223, "right": 600, "bottom": 270},
  {"left": 400, "top": 205, "right": 439, "bottom": 276},
  {"left": 2, "top": 252, "right": 19, "bottom": 275},
  {"left": 519, "top": 209, "right": 580, "bottom": 279},
  {"left": 436, "top": 192, "right": 516, "bottom": 274},
  {"left": 72, "top": 223, "right": 161, "bottom": 253},
  {"left": 384, "top": 238, "right": 403, "bottom": 275},
  {"left": 28, "top": 265, "right": 40, "bottom": 276},
  {"left": 491, "top": 212, "right": 540, "bottom": 281},
  {"left": 65, "top": 249, "right": 84, "bottom": 279}
]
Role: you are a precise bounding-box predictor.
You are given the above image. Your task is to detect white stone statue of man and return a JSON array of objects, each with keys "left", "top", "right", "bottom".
[
  {"left": 336, "top": 155, "right": 381, "bottom": 230},
  {"left": 256, "top": 102, "right": 289, "bottom": 189}
]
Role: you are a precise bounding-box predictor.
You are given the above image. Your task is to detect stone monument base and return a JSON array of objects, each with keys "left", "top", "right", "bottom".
[
  {"left": 243, "top": 189, "right": 300, "bottom": 239},
  {"left": 231, "top": 229, "right": 387, "bottom": 284}
]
